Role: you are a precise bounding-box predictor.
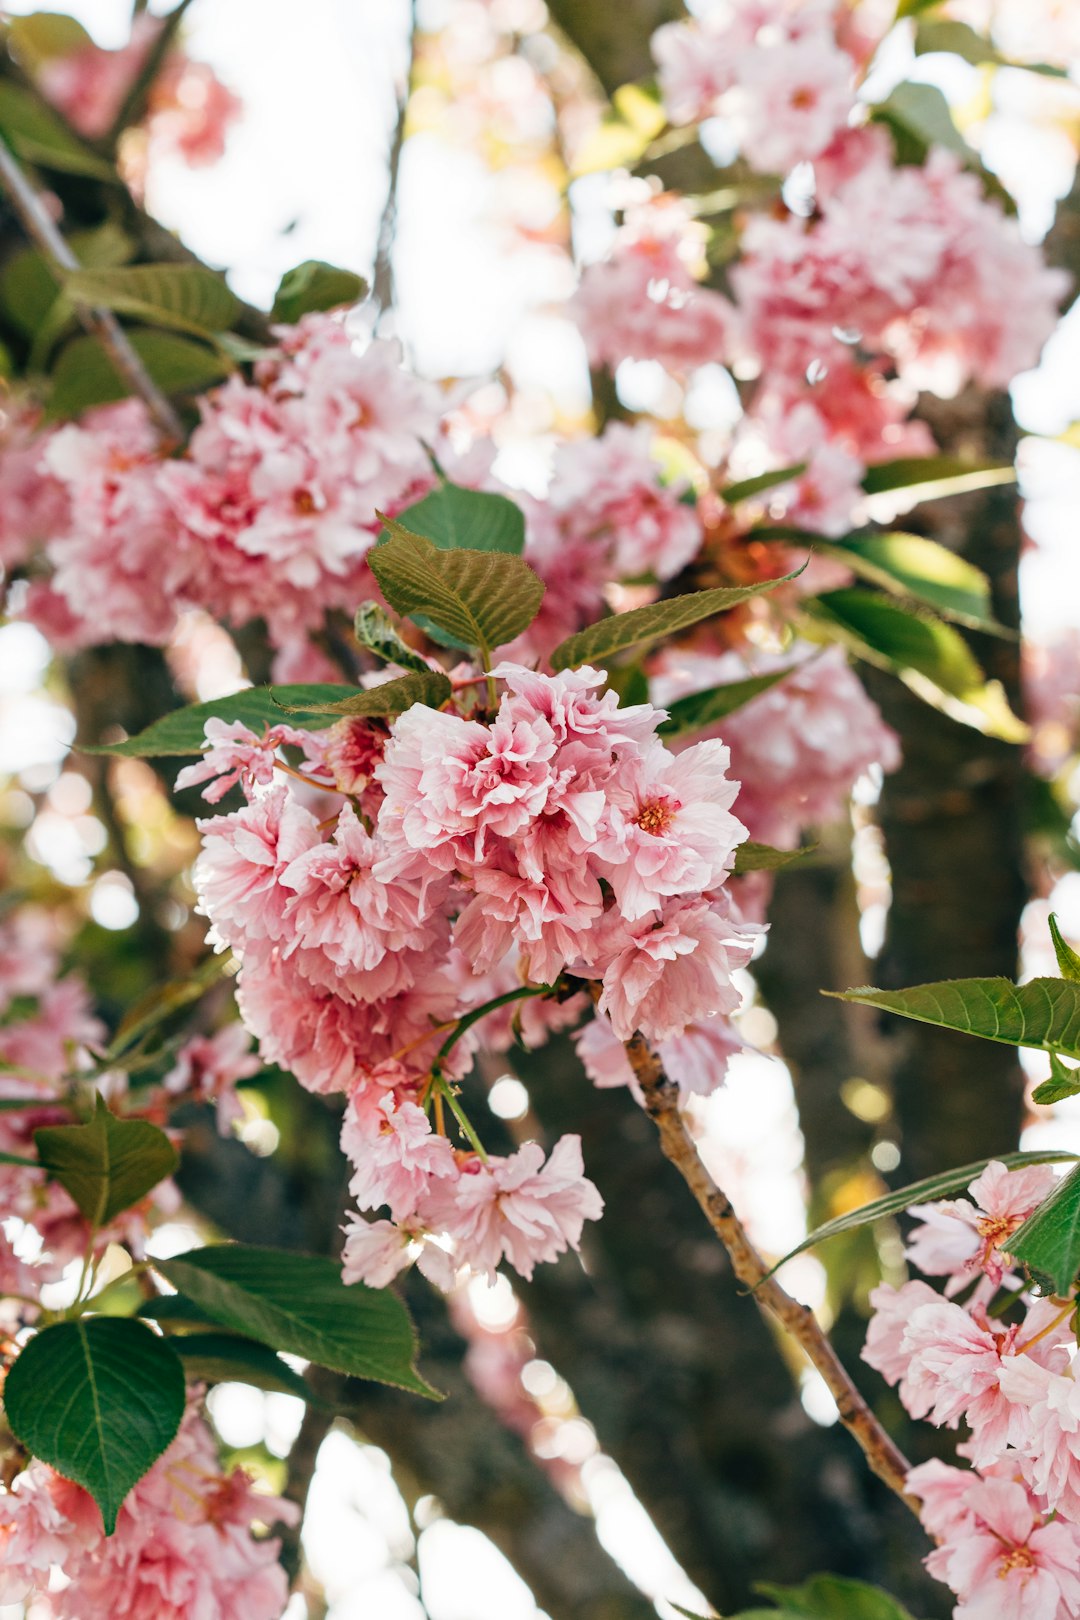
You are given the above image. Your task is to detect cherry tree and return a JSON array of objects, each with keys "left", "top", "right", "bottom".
[{"left": 1, "top": 2, "right": 1080, "bottom": 1617}]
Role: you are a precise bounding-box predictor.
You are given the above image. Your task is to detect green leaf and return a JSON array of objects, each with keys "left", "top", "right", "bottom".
[
  {"left": 720, "top": 462, "right": 807, "bottom": 505},
  {"left": 830, "top": 977, "right": 1080, "bottom": 1058},
  {"left": 1009, "top": 1164, "right": 1080, "bottom": 1294},
  {"left": 1033, "top": 1053, "right": 1080, "bottom": 1107},
  {"left": 871, "top": 80, "right": 975, "bottom": 166},
  {"left": 7, "top": 12, "right": 95, "bottom": 65},
  {"left": 733, "top": 841, "right": 816, "bottom": 875},
  {"left": 803, "top": 588, "right": 1027, "bottom": 741},
  {"left": 86, "top": 684, "right": 358, "bottom": 758},
  {"left": 550, "top": 570, "right": 801, "bottom": 673},
  {"left": 392, "top": 482, "right": 525, "bottom": 556},
  {"left": 767, "top": 1149, "right": 1078, "bottom": 1271},
  {"left": 34, "top": 1094, "right": 178, "bottom": 1228},
  {"left": 0, "top": 223, "right": 133, "bottom": 342},
  {"left": 0, "top": 1148, "right": 38, "bottom": 1165},
  {"left": 823, "top": 533, "right": 1006, "bottom": 634},
  {"left": 47, "top": 328, "right": 229, "bottom": 420},
  {"left": 273, "top": 669, "right": 451, "bottom": 718},
  {"left": 172, "top": 1333, "right": 319, "bottom": 1401},
  {"left": 914, "top": 19, "right": 1067, "bottom": 76},
  {"left": 658, "top": 670, "right": 790, "bottom": 738},
  {"left": 0, "top": 81, "right": 115, "bottom": 179},
  {"left": 155, "top": 1244, "right": 440, "bottom": 1397},
  {"left": 271, "top": 260, "right": 367, "bottom": 324},
  {"left": 750, "top": 1574, "right": 917, "bottom": 1620},
  {"left": 1050, "top": 914, "right": 1080, "bottom": 984},
  {"left": 138, "top": 1293, "right": 221, "bottom": 1328},
  {"left": 62, "top": 265, "right": 239, "bottom": 339},
  {"left": 861, "top": 455, "right": 1016, "bottom": 501},
  {"left": 353, "top": 603, "right": 432, "bottom": 673},
  {"left": 370, "top": 519, "right": 545, "bottom": 656},
  {"left": 4, "top": 1317, "right": 185, "bottom": 1534}
]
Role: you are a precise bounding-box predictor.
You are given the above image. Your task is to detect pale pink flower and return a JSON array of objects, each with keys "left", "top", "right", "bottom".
[
  {"left": 0, "top": 1462, "right": 88, "bottom": 1603},
  {"left": 576, "top": 1008, "right": 744, "bottom": 1100},
  {"left": 925, "top": 1476, "right": 1080, "bottom": 1620},
  {"left": 730, "top": 37, "right": 856, "bottom": 176},
  {"left": 593, "top": 739, "right": 746, "bottom": 920},
  {"left": 0, "top": 403, "right": 67, "bottom": 573},
  {"left": 591, "top": 894, "right": 757, "bottom": 1044},
  {"left": 145, "top": 51, "right": 242, "bottom": 168},
  {"left": 341, "top": 1089, "right": 457, "bottom": 1220},
  {"left": 423, "top": 1135, "right": 603, "bottom": 1283},
  {"left": 175, "top": 717, "right": 323, "bottom": 803},
  {"left": 862, "top": 1280, "right": 942, "bottom": 1387},
  {"left": 906, "top": 1458, "right": 981, "bottom": 1544},
  {"left": 0, "top": 906, "right": 60, "bottom": 1014},
  {"left": 653, "top": 645, "right": 900, "bottom": 848},
  {"left": 341, "top": 1214, "right": 457, "bottom": 1291},
  {"left": 996, "top": 1356, "right": 1080, "bottom": 1523},
  {"left": 194, "top": 785, "right": 321, "bottom": 951},
  {"left": 906, "top": 1160, "right": 1059, "bottom": 1293},
  {"left": 546, "top": 423, "right": 703, "bottom": 582}
]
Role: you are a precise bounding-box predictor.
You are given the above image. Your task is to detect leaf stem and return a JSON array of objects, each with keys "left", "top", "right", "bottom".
[
  {"left": 618, "top": 1022, "right": 917, "bottom": 1511},
  {"left": 437, "top": 1075, "right": 488, "bottom": 1162},
  {"left": 435, "top": 984, "right": 552, "bottom": 1063}
]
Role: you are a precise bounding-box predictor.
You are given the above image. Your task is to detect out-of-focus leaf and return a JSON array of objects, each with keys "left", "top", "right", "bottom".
[
  {"left": 720, "top": 463, "right": 806, "bottom": 505},
  {"left": 803, "top": 588, "right": 1027, "bottom": 741},
  {"left": 748, "top": 1573, "right": 919, "bottom": 1619},
  {"left": 823, "top": 533, "right": 1006, "bottom": 633},
  {"left": 571, "top": 80, "right": 667, "bottom": 177},
  {"left": 34, "top": 1094, "right": 178, "bottom": 1227},
  {"left": 6, "top": 12, "right": 95, "bottom": 65},
  {"left": 270, "top": 260, "right": 367, "bottom": 324},
  {"left": 62, "top": 264, "right": 239, "bottom": 338},
  {"left": 915, "top": 18, "right": 1067, "bottom": 76},
  {"left": 47, "top": 328, "right": 229, "bottom": 420},
  {"left": 658, "top": 670, "right": 789, "bottom": 737},
  {"left": 732, "top": 841, "right": 816, "bottom": 875},
  {"left": 0, "top": 223, "right": 133, "bottom": 341},
  {"left": 0, "top": 81, "right": 115, "bottom": 178},
  {"left": 861, "top": 455, "right": 1016, "bottom": 501},
  {"left": 172, "top": 1333, "right": 320, "bottom": 1401}
]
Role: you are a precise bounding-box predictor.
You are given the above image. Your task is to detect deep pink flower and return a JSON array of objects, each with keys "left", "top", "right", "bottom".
[{"left": 194, "top": 786, "right": 321, "bottom": 952}]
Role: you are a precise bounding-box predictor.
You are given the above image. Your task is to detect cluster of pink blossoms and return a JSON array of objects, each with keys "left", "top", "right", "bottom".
[
  {"left": 14, "top": 317, "right": 440, "bottom": 655},
  {"left": 863, "top": 1160, "right": 1080, "bottom": 1615},
  {"left": 186, "top": 662, "right": 761, "bottom": 1289},
  {"left": 0, "top": 1400, "right": 296, "bottom": 1620}
]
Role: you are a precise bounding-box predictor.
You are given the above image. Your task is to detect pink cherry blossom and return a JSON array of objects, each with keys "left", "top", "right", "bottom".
[
  {"left": 906, "top": 1160, "right": 1059, "bottom": 1293},
  {"left": 341, "top": 1213, "right": 457, "bottom": 1291},
  {"left": 924, "top": 1475, "right": 1080, "bottom": 1620},
  {"left": 729, "top": 37, "right": 856, "bottom": 177},
  {"left": 176, "top": 717, "right": 327, "bottom": 803},
  {"left": 194, "top": 785, "right": 321, "bottom": 952},
  {"left": 862, "top": 1279, "right": 943, "bottom": 1387},
  {"left": 422, "top": 1135, "right": 603, "bottom": 1283},
  {"left": 593, "top": 738, "right": 746, "bottom": 920},
  {"left": 996, "top": 1355, "right": 1080, "bottom": 1522},
  {"left": 341, "top": 1088, "right": 457, "bottom": 1220},
  {"left": 591, "top": 894, "right": 757, "bottom": 1044}
]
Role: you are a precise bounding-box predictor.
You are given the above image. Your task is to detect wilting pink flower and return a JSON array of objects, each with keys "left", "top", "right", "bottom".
[
  {"left": 906, "top": 1160, "right": 1059, "bottom": 1294},
  {"left": 176, "top": 717, "right": 325, "bottom": 803}
]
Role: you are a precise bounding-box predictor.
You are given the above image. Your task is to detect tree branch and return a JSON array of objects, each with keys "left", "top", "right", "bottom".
[
  {"left": 620, "top": 1028, "right": 917, "bottom": 1510},
  {"left": 0, "top": 135, "right": 183, "bottom": 443},
  {"left": 371, "top": 0, "right": 416, "bottom": 317},
  {"left": 106, "top": 0, "right": 197, "bottom": 151}
]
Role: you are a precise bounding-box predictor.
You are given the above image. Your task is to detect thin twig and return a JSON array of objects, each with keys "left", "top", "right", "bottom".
[
  {"left": 620, "top": 1027, "right": 918, "bottom": 1510},
  {"left": 371, "top": 0, "right": 416, "bottom": 315},
  {"left": 107, "top": 0, "right": 198, "bottom": 151},
  {"left": 0, "top": 136, "right": 183, "bottom": 443}
]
